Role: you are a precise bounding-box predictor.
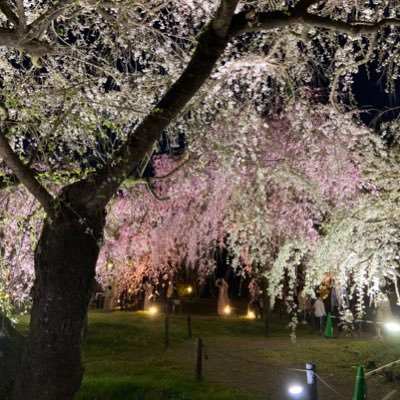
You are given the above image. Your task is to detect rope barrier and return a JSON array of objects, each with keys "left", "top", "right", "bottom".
[
  {"left": 208, "top": 347, "right": 345, "bottom": 398},
  {"left": 314, "top": 372, "right": 345, "bottom": 399},
  {"left": 381, "top": 389, "right": 398, "bottom": 400},
  {"left": 194, "top": 329, "right": 400, "bottom": 398},
  {"left": 329, "top": 315, "right": 385, "bottom": 324},
  {"left": 365, "top": 358, "right": 400, "bottom": 377}
]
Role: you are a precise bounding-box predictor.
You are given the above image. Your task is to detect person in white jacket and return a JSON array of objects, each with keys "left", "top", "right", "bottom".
[{"left": 314, "top": 295, "right": 326, "bottom": 333}]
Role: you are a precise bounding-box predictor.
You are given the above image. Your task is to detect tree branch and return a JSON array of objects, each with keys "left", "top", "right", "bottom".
[
  {"left": 293, "top": 0, "right": 321, "bottom": 13},
  {"left": 0, "top": 130, "right": 54, "bottom": 214},
  {"left": 329, "top": 33, "right": 378, "bottom": 108},
  {"left": 0, "top": 0, "right": 18, "bottom": 26},
  {"left": 26, "top": 0, "right": 75, "bottom": 41},
  {"left": 89, "top": 0, "right": 240, "bottom": 209},
  {"left": 302, "top": 14, "right": 400, "bottom": 35},
  {"left": 149, "top": 155, "right": 191, "bottom": 182},
  {"left": 213, "top": 0, "right": 240, "bottom": 38},
  {"left": 144, "top": 179, "right": 170, "bottom": 201},
  {"left": 229, "top": 10, "right": 299, "bottom": 37},
  {"left": 229, "top": 8, "right": 400, "bottom": 37},
  {"left": 15, "top": 0, "right": 26, "bottom": 32}
]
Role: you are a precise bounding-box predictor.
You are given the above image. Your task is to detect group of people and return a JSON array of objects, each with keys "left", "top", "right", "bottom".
[
  {"left": 298, "top": 277, "right": 398, "bottom": 337},
  {"left": 92, "top": 277, "right": 249, "bottom": 317},
  {"left": 94, "top": 275, "right": 398, "bottom": 337},
  {"left": 297, "top": 279, "right": 348, "bottom": 333},
  {"left": 92, "top": 279, "right": 181, "bottom": 313},
  {"left": 215, "top": 278, "right": 264, "bottom": 318},
  {"left": 94, "top": 285, "right": 114, "bottom": 311}
]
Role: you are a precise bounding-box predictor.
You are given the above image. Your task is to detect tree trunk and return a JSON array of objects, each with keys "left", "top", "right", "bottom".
[
  {"left": 12, "top": 205, "right": 104, "bottom": 400},
  {"left": 264, "top": 293, "right": 270, "bottom": 337},
  {"left": 0, "top": 315, "right": 25, "bottom": 399},
  {"left": 261, "top": 277, "right": 270, "bottom": 337}
]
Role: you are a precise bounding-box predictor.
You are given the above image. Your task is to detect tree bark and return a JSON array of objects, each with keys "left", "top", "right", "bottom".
[
  {"left": 12, "top": 203, "right": 105, "bottom": 400},
  {"left": 0, "top": 315, "right": 25, "bottom": 399}
]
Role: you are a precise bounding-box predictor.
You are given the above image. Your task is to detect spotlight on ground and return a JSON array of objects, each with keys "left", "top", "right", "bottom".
[
  {"left": 223, "top": 305, "right": 231, "bottom": 315},
  {"left": 288, "top": 384, "right": 303, "bottom": 397},
  {"left": 246, "top": 311, "right": 256, "bottom": 319},
  {"left": 148, "top": 306, "right": 158, "bottom": 315},
  {"left": 385, "top": 321, "right": 400, "bottom": 333}
]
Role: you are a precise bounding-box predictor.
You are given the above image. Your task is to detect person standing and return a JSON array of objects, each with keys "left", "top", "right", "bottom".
[
  {"left": 314, "top": 294, "right": 326, "bottom": 333},
  {"left": 144, "top": 282, "right": 154, "bottom": 311},
  {"left": 104, "top": 285, "right": 114, "bottom": 311},
  {"left": 119, "top": 288, "right": 128, "bottom": 311},
  {"left": 216, "top": 278, "right": 230, "bottom": 316},
  {"left": 298, "top": 290, "right": 311, "bottom": 325},
  {"left": 248, "top": 281, "right": 262, "bottom": 319},
  {"left": 375, "top": 292, "right": 393, "bottom": 338},
  {"left": 166, "top": 281, "right": 175, "bottom": 314}
]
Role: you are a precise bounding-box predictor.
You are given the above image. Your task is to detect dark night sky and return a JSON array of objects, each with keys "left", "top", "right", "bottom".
[{"left": 353, "top": 64, "right": 400, "bottom": 128}]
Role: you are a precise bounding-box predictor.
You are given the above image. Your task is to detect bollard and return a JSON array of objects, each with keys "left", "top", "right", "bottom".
[
  {"left": 306, "top": 363, "right": 318, "bottom": 400},
  {"left": 195, "top": 337, "right": 203, "bottom": 380},
  {"left": 353, "top": 365, "right": 366, "bottom": 400},
  {"left": 164, "top": 315, "right": 170, "bottom": 348},
  {"left": 310, "top": 313, "right": 316, "bottom": 333},
  {"left": 324, "top": 313, "right": 334, "bottom": 338},
  {"left": 187, "top": 314, "right": 192, "bottom": 338}
]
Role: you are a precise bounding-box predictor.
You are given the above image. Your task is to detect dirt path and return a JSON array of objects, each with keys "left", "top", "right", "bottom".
[{"left": 171, "top": 336, "right": 398, "bottom": 400}]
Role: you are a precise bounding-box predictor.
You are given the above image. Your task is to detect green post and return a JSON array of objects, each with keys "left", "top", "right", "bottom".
[
  {"left": 324, "top": 313, "right": 334, "bottom": 338},
  {"left": 353, "top": 365, "right": 366, "bottom": 400}
]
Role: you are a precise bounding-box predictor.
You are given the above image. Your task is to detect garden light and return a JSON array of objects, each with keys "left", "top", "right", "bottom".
[
  {"left": 288, "top": 384, "right": 303, "bottom": 396},
  {"left": 106, "top": 261, "right": 113, "bottom": 271},
  {"left": 385, "top": 321, "right": 400, "bottom": 333},
  {"left": 187, "top": 286, "right": 193, "bottom": 294},
  {"left": 223, "top": 305, "right": 231, "bottom": 315},
  {"left": 148, "top": 306, "right": 158, "bottom": 315},
  {"left": 246, "top": 311, "right": 256, "bottom": 319}
]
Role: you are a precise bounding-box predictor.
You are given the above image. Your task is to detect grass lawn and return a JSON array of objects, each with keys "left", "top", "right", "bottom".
[
  {"left": 78, "top": 311, "right": 256, "bottom": 400},
  {"left": 16, "top": 311, "right": 400, "bottom": 399}
]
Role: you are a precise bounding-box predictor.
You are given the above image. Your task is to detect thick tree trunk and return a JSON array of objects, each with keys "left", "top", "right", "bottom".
[
  {"left": 12, "top": 206, "right": 104, "bottom": 400},
  {"left": 0, "top": 315, "right": 25, "bottom": 399}
]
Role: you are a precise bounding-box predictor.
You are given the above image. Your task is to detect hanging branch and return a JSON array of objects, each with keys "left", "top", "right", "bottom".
[
  {"left": 229, "top": 5, "right": 400, "bottom": 37},
  {"left": 0, "top": 130, "right": 54, "bottom": 215},
  {"left": 90, "top": 0, "right": 241, "bottom": 208},
  {"left": 329, "top": 33, "right": 378, "bottom": 109}
]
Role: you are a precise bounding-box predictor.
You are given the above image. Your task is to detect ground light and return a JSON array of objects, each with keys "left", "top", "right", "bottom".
[
  {"left": 288, "top": 384, "right": 304, "bottom": 398},
  {"left": 223, "top": 305, "right": 231, "bottom": 315},
  {"left": 148, "top": 306, "right": 158, "bottom": 315},
  {"left": 246, "top": 310, "right": 256, "bottom": 319},
  {"left": 187, "top": 286, "right": 193, "bottom": 294},
  {"left": 385, "top": 321, "right": 400, "bottom": 333},
  {"left": 106, "top": 261, "right": 114, "bottom": 271}
]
